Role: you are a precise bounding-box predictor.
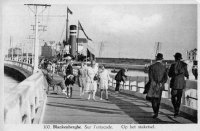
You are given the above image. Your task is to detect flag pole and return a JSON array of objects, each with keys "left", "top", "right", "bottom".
[
  {"left": 77, "top": 21, "right": 80, "bottom": 60},
  {"left": 66, "top": 7, "right": 69, "bottom": 54},
  {"left": 86, "top": 43, "right": 87, "bottom": 64}
]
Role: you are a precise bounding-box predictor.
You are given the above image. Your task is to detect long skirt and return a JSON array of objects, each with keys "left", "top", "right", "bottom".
[
  {"left": 78, "top": 77, "right": 86, "bottom": 89},
  {"left": 99, "top": 80, "right": 108, "bottom": 90},
  {"left": 85, "top": 81, "right": 97, "bottom": 93}
]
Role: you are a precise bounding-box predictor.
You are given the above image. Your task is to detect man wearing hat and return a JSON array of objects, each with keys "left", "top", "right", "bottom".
[
  {"left": 63, "top": 55, "right": 75, "bottom": 98},
  {"left": 147, "top": 53, "right": 168, "bottom": 118},
  {"left": 168, "top": 52, "right": 189, "bottom": 118}
]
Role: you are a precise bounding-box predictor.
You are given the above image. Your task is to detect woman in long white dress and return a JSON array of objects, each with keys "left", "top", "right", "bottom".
[
  {"left": 99, "top": 65, "right": 111, "bottom": 100},
  {"left": 85, "top": 60, "right": 98, "bottom": 100}
]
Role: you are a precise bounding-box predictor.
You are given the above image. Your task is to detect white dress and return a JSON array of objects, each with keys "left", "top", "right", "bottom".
[
  {"left": 99, "top": 69, "right": 110, "bottom": 90},
  {"left": 85, "top": 66, "right": 97, "bottom": 92}
]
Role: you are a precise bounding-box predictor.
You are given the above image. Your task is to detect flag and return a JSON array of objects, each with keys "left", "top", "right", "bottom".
[
  {"left": 78, "top": 21, "right": 83, "bottom": 30},
  {"left": 87, "top": 37, "right": 92, "bottom": 41},
  {"left": 78, "top": 21, "right": 92, "bottom": 41},
  {"left": 67, "top": 7, "right": 73, "bottom": 14}
]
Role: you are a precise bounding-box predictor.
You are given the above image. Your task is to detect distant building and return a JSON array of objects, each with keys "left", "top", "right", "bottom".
[
  {"left": 41, "top": 43, "right": 55, "bottom": 58},
  {"left": 187, "top": 48, "right": 197, "bottom": 60}
]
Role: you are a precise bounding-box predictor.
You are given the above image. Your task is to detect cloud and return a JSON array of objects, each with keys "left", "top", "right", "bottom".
[{"left": 90, "top": 7, "right": 162, "bottom": 33}]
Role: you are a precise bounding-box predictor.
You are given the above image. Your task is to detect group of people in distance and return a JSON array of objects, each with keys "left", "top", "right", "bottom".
[{"left": 41, "top": 55, "right": 111, "bottom": 101}]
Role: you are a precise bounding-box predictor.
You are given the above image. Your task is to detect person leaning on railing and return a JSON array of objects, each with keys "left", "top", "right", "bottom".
[
  {"left": 42, "top": 67, "right": 66, "bottom": 95},
  {"left": 114, "top": 68, "right": 128, "bottom": 93}
]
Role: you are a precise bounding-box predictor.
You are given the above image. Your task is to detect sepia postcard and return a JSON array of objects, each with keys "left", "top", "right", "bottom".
[{"left": 0, "top": 0, "right": 199, "bottom": 131}]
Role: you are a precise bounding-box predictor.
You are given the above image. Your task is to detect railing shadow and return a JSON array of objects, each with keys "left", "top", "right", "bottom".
[{"left": 45, "top": 88, "right": 188, "bottom": 124}]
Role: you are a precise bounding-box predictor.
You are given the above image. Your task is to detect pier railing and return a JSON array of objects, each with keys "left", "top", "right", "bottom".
[
  {"left": 4, "top": 60, "right": 34, "bottom": 73},
  {"left": 100, "top": 62, "right": 145, "bottom": 70},
  {"left": 4, "top": 60, "right": 197, "bottom": 122},
  {"left": 4, "top": 70, "right": 48, "bottom": 124},
  {"left": 4, "top": 59, "right": 48, "bottom": 124},
  {"left": 108, "top": 74, "right": 197, "bottom": 116}
]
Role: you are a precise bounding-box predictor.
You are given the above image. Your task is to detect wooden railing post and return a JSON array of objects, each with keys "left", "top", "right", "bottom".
[
  {"left": 144, "top": 76, "right": 147, "bottom": 85},
  {"left": 112, "top": 78, "right": 113, "bottom": 88},
  {"left": 167, "top": 79, "right": 171, "bottom": 99},
  {"left": 136, "top": 76, "right": 139, "bottom": 92},
  {"left": 182, "top": 89, "right": 186, "bottom": 105}
]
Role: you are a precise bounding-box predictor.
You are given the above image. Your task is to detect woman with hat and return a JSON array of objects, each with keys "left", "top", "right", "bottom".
[
  {"left": 146, "top": 53, "right": 168, "bottom": 118},
  {"left": 168, "top": 52, "right": 189, "bottom": 118},
  {"left": 85, "top": 60, "right": 98, "bottom": 101}
]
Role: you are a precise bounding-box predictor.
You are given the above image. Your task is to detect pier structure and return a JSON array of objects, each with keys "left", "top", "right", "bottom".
[
  {"left": 3, "top": 3, "right": 198, "bottom": 126},
  {"left": 4, "top": 59, "right": 197, "bottom": 124}
]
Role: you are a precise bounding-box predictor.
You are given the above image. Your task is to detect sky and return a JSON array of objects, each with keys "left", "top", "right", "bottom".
[{"left": 2, "top": 1, "right": 197, "bottom": 60}]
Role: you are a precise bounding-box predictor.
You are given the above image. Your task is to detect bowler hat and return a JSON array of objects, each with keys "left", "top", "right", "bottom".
[
  {"left": 156, "top": 53, "right": 163, "bottom": 60},
  {"left": 174, "top": 52, "right": 182, "bottom": 60}
]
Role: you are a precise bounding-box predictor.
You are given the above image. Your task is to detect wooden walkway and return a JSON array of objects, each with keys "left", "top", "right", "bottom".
[{"left": 42, "top": 85, "right": 195, "bottom": 124}]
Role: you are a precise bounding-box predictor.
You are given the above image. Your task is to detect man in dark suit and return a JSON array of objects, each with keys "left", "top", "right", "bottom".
[
  {"left": 147, "top": 53, "right": 168, "bottom": 118},
  {"left": 114, "top": 68, "right": 127, "bottom": 93},
  {"left": 168, "top": 52, "right": 189, "bottom": 117},
  {"left": 64, "top": 56, "right": 75, "bottom": 98}
]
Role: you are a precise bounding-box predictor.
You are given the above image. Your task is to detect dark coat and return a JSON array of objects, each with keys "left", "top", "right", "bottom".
[
  {"left": 168, "top": 61, "right": 189, "bottom": 90},
  {"left": 115, "top": 68, "right": 127, "bottom": 82},
  {"left": 147, "top": 62, "right": 168, "bottom": 98},
  {"left": 65, "top": 64, "right": 75, "bottom": 86},
  {"left": 65, "top": 64, "right": 73, "bottom": 76}
]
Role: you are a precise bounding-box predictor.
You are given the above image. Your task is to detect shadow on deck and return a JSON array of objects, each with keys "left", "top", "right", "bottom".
[{"left": 42, "top": 85, "right": 196, "bottom": 124}]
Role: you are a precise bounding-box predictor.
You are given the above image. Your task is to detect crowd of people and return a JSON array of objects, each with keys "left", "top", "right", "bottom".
[
  {"left": 40, "top": 55, "right": 111, "bottom": 101},
  {"left": 40, "top": 52, "right": 190, "bottom": 119}
]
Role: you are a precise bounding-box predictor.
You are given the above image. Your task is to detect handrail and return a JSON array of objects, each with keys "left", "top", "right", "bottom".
[
  {"left": 4, "top": 60, "right": 197, "bottom": 123},
  {"left": 4, "top": 59, "right": 47, "bottom": 124},
  {"left": 4, "top": 70, "right": 48, "bottom": 124},
  {"left": 4, "top": 60, "right": 34, "bottom": 73},
  {"left": 109, "top": 74, "right": 197, "bottom": 110}
]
